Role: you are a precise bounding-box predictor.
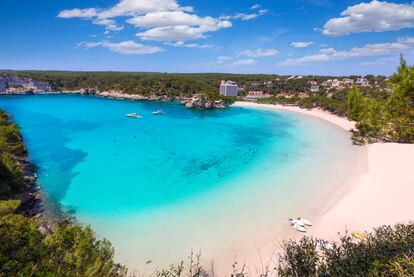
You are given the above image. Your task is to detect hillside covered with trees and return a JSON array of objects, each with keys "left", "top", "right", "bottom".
[
  {"left": 257, "top": 57, "right": 414, "bottom": 144},
  {"left": 348, "top": 57, "right": 414, "bottom": 144}
]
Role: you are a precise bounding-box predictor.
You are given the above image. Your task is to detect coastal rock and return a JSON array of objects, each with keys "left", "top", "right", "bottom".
[
  {"left": 0, "top": 74, "right": 52, "bottom": 94},
  {"left": 184, "top": 94, "right": 227, "bottom": 109},
  {"left": 80, "top": 88, "right": 97, "bottom": 95}
]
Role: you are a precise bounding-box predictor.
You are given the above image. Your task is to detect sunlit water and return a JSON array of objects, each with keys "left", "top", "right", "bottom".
[{"left": 0, "top": 95, "right": 361, "bottom": 273}]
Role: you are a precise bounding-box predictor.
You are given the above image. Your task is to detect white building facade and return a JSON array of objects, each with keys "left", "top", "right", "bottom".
[{"left": 219, "top": 80, "right": 238, "bottom": 96}]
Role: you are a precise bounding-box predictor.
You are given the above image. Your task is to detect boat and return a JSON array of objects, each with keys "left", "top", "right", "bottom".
[
  {"left": 289, "top": 218, "right": 305, "bottom": 227},
  {"left": 296, "top": 217, "right": 312, "bottom": 226},
  {"left": 152, "top": 110, "right": 165, "bottom": 115},
  {"left": 126, "top": 113, "right": 143, "bottom": 118},
  {"left": 292, "top": 223, "right": 306, "bottom": 232}
]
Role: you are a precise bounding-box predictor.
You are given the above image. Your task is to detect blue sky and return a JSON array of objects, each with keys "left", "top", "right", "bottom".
[{"left": 1, "top": 0, "right": 414, "bottom": 75}]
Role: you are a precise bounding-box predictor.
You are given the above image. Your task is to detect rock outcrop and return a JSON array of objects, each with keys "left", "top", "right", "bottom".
[
  {"left": 184, "top": 94, "right": 227, "bottom": 109},
  {"left": 0, "top": 74, "right": 53, "bottom": 94}
]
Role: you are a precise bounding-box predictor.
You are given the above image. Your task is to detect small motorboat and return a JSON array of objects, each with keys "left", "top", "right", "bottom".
[
  {"left": 292, "top": 223, "right": 306, "bottom": 233},
  {"left": 152, "top": 110, "right": 165, "bottom": 115},
  {"left": 126, "top": 113, "right": 143, "bottom": 119},
  {"left": 296, "top": 217, "right": 312, "bottom": 226}
]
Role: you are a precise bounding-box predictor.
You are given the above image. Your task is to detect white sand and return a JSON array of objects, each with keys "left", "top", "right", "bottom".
[
  {"left": 233, "top": 101, "right": 356, "bottom": 131},
  {"left": 233, "top": 101, "right": 414, "bottom": 242},
  {"left": 309, "top": 143, "right": 414, "bottom": 239}
]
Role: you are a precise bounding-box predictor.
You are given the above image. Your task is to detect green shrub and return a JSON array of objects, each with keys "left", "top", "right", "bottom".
[
  {"left": 278, "top": 223, "right": 414, "bottom": 277},
  {"left": 0, "top": 200, "right": 21, "bottom": 216},
  {"left": 0, "top": 214, "right": 127, "bottom": 277}
]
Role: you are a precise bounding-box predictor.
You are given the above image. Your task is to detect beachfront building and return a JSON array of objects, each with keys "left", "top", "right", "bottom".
[
  {"left": 245, "top": 91, "right": 272, "bottom": 101},
  {"left": 248, "top": 91, "right": 264, "bottom": 97},
  {"left": 277, "top": 92, "right": 295, "bottom": 99},
  {"left": 331, "top": 79, "right": 341, "bottom": 88},
  {"left": 310, "top": 84, "right": 320, "bottom": 92},
  {"left": 356, "top": 77, "right": 370, "bottom": 86},
  {"left": 343, "top": 78, "right": 354, "bottom": 86},
  {"left": 219, "top": 80, "right": 239, "bottom": 96}
]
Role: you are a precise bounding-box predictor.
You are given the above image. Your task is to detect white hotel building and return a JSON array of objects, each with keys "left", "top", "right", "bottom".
[{"left": 219, "top": 80, "right": 239, "bottom": 97}]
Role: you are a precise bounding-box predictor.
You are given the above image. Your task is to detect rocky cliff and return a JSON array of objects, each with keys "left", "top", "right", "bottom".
[
  {"left": 0, "top": 74, "right": 53, "bottom": 94},
  {"left": 183, "top": 94, "right": 227, "bottom": 109}
]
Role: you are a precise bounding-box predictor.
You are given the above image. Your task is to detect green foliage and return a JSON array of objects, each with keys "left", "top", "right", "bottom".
[
  {"left": 0, "top": 200, "right": 21, "bottom": 216},
  {"left": 388, "top": 54, "right": 414, "bottom": 107},
  {"left": 348, "top": 57, "right": 414, "bottom": 144},
  {"left": 278, "top": 223, "right": 414, "bottom": 277},
  {"left": 278, "top": 237, "right": 319, "bottom": 277},
  {"left": 347, "top": 87, "right": 365, "bottom": 121},
  {"left": 0, "top": 110, "right": 27, "bottom": 198},
  {"left": 0, "top": 214, "right": 127, "bottom": 277}
]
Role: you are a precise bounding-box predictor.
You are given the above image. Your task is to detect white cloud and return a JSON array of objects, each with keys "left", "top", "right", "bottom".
[
  {"left": 137, "top": 25, "right": 206, "bottom": 41},
  {"left": 166, "top": 41, "right": 213, "bottom": 48},
  {"left": 92, "top": 18, "right": 124, "bottom": 31},
  {"left": 77, "top": 41, "right": 103, "bottom": 48},
  {"left": 359, "top": 56, "right": 397, "bottom": 66},
  {"left": 233, "top": 9, "right": 268, "bottom": 21},
  {"left": 290, "top": 41, "right": 314, "bottom": 48},
  {"left": 77, "top": 40, "right": 163, "bottom": 55},
  {"left": 232, "top": 59, "right": 256, "bottom": 65},
  {"left": 218, "top": 56, "right": 231, "bottom": 61},
  {"left": 258, "top": 9, "right": 269, "bottom": 15},
  {"left": 202, "top": 55, "right": 232, "bottom": 66},
  {"left": 97, "top": 0, "right": 192, "bottom": 18},
  {"left": 58, "top": 0, "right": 230, "bottom": 42},
  {"left": 128, "top": 10, "right": 231, "bottom": 41},
  {"left": 57, "top": 8, "right": 98, "bottom": 18},
  {"left": 240, "top": 48, "right": 279, "bottom": 58},
  {"left": 323, "top": 0, "right": 414, "bottom": 36},
  {"left": 127, "top": 11, "right": 221, "bottom": 28},
  {"left": 279, "top": 36, "right": 414, "bottom": 65},
  {"left": 251, "top": 4, "right": 261, "bottom": 10},
  {"left": 233, "top": 13, "right": 259, "bottom": 21}
]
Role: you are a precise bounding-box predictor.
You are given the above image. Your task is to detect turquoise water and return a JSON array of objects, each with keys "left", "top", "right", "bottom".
[{"left": 0, "top": 95, "right": 360, "bottom": 271}]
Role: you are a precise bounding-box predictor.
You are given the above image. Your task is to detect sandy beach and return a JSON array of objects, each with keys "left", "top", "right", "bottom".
[
  {"left": 233, "top": 101, "right": 356, "bottom": 131},
  {"left": 233, "top": 101, "right": 414, "bottom": 242}
]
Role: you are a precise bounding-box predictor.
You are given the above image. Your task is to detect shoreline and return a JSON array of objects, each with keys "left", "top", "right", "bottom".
[
  {"left": 0, "top": 90, "right": 229, "bottom": 109},
  {"left": 232, "top": 101, "right": 356, "bottom": 131},
  {"left": 308, "top": 142, "right": 414, "bottom": 239},
  {"left": 234, "top": 101, "right": 414, "bottom": 275},
  {"left": 233, "top": 101, "right": 414, "bottom": 240},
  {"left": 4, "top": 96, "right": 413, "bottom": 274}
]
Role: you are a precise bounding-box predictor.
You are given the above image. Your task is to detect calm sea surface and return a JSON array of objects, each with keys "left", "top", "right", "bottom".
[{"left": 0, "top": 95, "right": 360, "bottom": 271}]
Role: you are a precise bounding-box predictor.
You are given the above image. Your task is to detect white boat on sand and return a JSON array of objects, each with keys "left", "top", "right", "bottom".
[
  {"left": 292, "top": 223, "right": 306, "bottom": 233},
  {"left": 296, "top": 217, "right": 312, "bottom": 226},
  {"left": 289, "top": 218, "right": 304, "bottom": 227}
]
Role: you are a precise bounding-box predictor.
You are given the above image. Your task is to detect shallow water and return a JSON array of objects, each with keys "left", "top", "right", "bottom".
[{"left": 0, "top": 95, "right": 360, "bottom": 272}]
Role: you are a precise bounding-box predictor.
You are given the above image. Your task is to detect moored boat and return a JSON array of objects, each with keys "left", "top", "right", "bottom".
[
  {"left": 292, "top": 223, "right": 306, "bottom": 232},
  {"left": 126, "top": 113, "right": 143, "bottom": 118},
  {"left": 296, "top": 217, "right": 312, "bottom": 226},
  {"left": 152, "top": 110, "right": 165, "bottom": 115}
]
